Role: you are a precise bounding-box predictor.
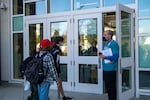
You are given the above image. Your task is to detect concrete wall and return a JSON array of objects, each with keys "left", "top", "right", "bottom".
[{"left": 0, "top": 0, "right": 11, "bottom": 82}]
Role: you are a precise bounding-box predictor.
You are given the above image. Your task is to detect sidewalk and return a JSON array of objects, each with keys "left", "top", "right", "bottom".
[{"left": 0, "top": 82, "right": 149, "bottom": 100}]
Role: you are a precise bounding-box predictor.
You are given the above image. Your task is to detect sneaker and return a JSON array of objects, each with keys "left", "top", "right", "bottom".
[{"left": 63, "top": 96, "right": 73, "bottom": 100}]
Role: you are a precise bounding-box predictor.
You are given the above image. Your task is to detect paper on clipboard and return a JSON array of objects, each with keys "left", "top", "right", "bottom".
[{"left": 102, "top": 48, "right": 112, "bottom": 64}]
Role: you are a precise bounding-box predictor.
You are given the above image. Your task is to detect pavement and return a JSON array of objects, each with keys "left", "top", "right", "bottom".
[{"left": 0, "top": 82, "right": 150, "bottom": 100}]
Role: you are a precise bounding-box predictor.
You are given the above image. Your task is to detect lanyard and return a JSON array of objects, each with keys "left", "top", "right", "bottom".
[{"left": 104, "top": 40, "right": 113, "bottom": 50}]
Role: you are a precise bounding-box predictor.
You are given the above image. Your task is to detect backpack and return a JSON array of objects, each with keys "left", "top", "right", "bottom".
[
  {"left": 19, "top": 56, "right": 34, "bottom": 77},
  {"left": 24, "top": 53, "right": 47, "bottom": 84}
]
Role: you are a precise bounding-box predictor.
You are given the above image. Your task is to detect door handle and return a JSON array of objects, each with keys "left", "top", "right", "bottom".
[{"left": 98, "top": 57, "right": 101, "bottom": 69}]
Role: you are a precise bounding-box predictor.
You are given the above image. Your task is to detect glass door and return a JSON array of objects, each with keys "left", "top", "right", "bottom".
[
  {"left": 48, "top": 16, "right": 72, "bottom": 91},
  {"left": 74, "top": 14, "right": 103, "bottom": 94},
  {"left": 116, "top": 4, "right": 134, "bottom": 100},
  {"left": 25, "top": 19, "right": 46, "bottom": 58}
]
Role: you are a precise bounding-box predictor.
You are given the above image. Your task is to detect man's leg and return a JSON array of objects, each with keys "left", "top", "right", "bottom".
[
  {"left": 57, "top": 78, "right": 72, "bottom": 100},
  {"left": 103, "top": 71, "right": 117, "bottom": 100}
]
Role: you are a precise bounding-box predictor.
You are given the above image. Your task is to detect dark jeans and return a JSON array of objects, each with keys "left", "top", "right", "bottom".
[
  {"left": 103, "top": 71, "right": 117, "bottom": 100},
  {"left": 29, "top": 84, "right": 39, "bottom": 100}
]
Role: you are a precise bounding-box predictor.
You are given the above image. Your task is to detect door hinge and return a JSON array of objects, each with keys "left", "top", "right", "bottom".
[
  {"left": 71, "top": 82, "right": 72, "bottom": 86},
  {"left": 70, "top": 61, "right": 72, "bottom": 65},
  {"left": 120, "top": 59, "right": 122, "bottom": 74},
  {"left": 73, "top": 61, "right": 75, "bottom": 66},
  {"left": 133, "top": 12, "right": 136, "bottom": 18},
  {"left": 70, "top": 19, "right": 74, "bottom": 23},
  {"left": 74, "top": 82, "right": 76, "bottom": 87},
  {"left": 70, "top": 40, "right": 72, "bottom": 44}
]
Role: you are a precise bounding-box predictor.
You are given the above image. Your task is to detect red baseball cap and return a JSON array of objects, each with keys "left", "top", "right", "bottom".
[{"left": 40, "top": 39, "right": 54, "bottom": 48}]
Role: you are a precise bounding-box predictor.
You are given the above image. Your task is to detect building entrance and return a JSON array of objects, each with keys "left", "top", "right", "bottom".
[{"left": 24, "top": 4, "right": 134, "bottom": 99}]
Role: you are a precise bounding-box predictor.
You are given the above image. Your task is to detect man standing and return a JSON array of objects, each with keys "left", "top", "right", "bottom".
[
  {"left": 51, "top": 36, "right": 72, "bottom": 100},
  {"left": 99, "top": 30, "right": 119, "bottom": 100}
]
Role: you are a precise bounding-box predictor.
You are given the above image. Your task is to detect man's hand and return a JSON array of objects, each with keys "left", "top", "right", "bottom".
[{"left": 99, "top": 54, "right": 106, "bottom": 59}]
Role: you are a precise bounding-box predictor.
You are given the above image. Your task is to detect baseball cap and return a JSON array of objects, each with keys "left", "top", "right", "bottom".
[{"left": 40, "top": 39, "right": 54, "bottom": 48}]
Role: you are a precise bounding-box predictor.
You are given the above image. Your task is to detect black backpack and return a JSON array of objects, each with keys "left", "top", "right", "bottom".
[
  {"left": 24, "top": 53, "right": 47, "bottom": 84},
  {"left": 19, "top": 56, "right": 34, "bottom": 77}
]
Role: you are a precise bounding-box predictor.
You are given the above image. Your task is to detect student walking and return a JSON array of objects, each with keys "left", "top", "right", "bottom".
[
  {"left": 51, "top": 36, "right": 72, "bottom": 100},
  {"left": 99, "top": 30, "right": 119, "bottom": 100},
  {"left": 38, "top": 39, "right": 60, "bottom": 100}
]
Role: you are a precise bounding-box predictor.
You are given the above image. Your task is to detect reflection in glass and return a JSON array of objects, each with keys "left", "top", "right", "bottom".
[
  {"left": 29, "top": 24, "right": 43, "bottom": 56},
  {"left": 74, "top": 0, "right": 100, "bottom": 10},
  {"left": 50, "top": 21, "right": 68, "bottom": 56},
  {"left": 59, "top": 64, "right": 67, "bottom": 82},
  {"left": 139, "top": 19, "right": 150, "bottom": 34},
  {"left": 79, "top": 64, "right": 98, "bottom": 84},
  {"left": 25, "top": 0, "right": 46, "bottom": 16},
  {"left": 13, "top": 0, "right": 23, "bottom": 15},
  {"left": 118, "top": 0, "right": 135, "bottom": 4},
  {"left": 139, "top": 71, "right": 150, "bottom": 89},
  {"left": 78, "top": 18, "right": 97, "bottom": 56},
  {"left": 122, "top": 67, "right": 132, "bottom": 92},
  {"left": 121, "top": 11, "right": 131, "bottom": 57},
  {"left": 139, "top": 0, "right": 150, "bottom": 17},
  {"left": 139, "top": 36, "right": 150, "bottom": 68},
  {"left": 48, "top": 0, "right": 71, "bottom": 13},
  {"left": 103, "top": 0, "right": 116, "bottom": 7},
  {"left": 13, "top": 33, "right": 23, "bottom": 79}
]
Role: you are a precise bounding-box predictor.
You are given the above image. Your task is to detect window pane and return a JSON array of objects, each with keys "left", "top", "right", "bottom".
[
  {"left": 139, "top": 19, "right": 150, "bottom": 34},
  {"left": 122, "top": 67, "right": 132, "bottom": 92},
  {"left": 118, "top": 0, "right": 135, "bottom": 4},
  {"left": 139, "top": 36, "right": 150, "bottom": 68},
  {"left": 139, "top": 71, "right": 150, "bottom": 89},
  {"left": 29, "top": 23, "right": 43, "bottom": 55},
  {"left": 25, "top": 0, "right": 46, "bottom": 16},
  {"left": 48, "top": 0, "right": 71, "bottom": 13},
  {"left": 59, "top": 64, "right": 67, "bottom": 82},
  {"left": 13, "top": 33, "right": 23, "bottom": 79},
  {"left": 139, "top": 0, "right": 150, "bottom": 17},
  {"left": 103, "top": 0, "right": 116, "bottom": 7},
  {"left": 78, "top": 18, "right": 98, "bottom": 56},
  {"left": 13, "top": 16, "right": 23, "bottom": 31},
  {"left": 50, "top": 21, "right": 68, "bottom": 56},
  {"left": 13, "top": 0, "right": 23, "bottom": 15},
  {"left": 74, "top": 0, "right": 100, "bottom": 10},
  {"left": 121, "top": 11, "right": 131, "bottom": 57},
  {"left": 79, "top": 64, "right": 98, "bottom": 84}
]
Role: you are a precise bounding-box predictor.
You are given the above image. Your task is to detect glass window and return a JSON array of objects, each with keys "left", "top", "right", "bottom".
[
  {"left": 13, "top": 33, "right": 23, "bottom": 79},
  {"left": 118, "top": 0, "right": 135, "bottom": 4},
  {"left": 50, "top": 21, "right": 68, "bottom": 56},
  {"left": 74, "top": 0, "right": 100, "bottom": 10},
  {"left": 13, "top": 16, "right": 23, "bottom": 31},
  {"left": 78, "top": 18, "right": 98, "bottom": 56},
  {"left": 139, "top": 19, "right": 150, "bottom": 34},
  {"left": 48, "top": 0, "right": 71, "bottom": 13},
  {"left": 29, "top": 23, "right": 43, "bottom": 55},
  {"left": 139, "top": 71, "right": 150, "bottom": 89},
  {"left": 103, "top": 0, "right": 116, "bottom": 7},
  {"left": 139, "top": 0, "right": 150, "bottom": 17},
  {"left": 79, "top": 64, "right": 98, "bottom": 84},
  {"left": 139, "top": 36, "right": 150, "bottom": 68},
  {"left": 13, "top": 0, "right": 23, "bottom": 15},
  {"left": 59, "top": 64, "right": 67, "bottom": 82},
  {"left": 25, "top": 0, "right": 46, "bottom": 16},
  {"left": 121, "top": 11, "right": 131, "bottom": 57},
  {"left": 122, "top": 67, "right": 132, "bottom": 92}
]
